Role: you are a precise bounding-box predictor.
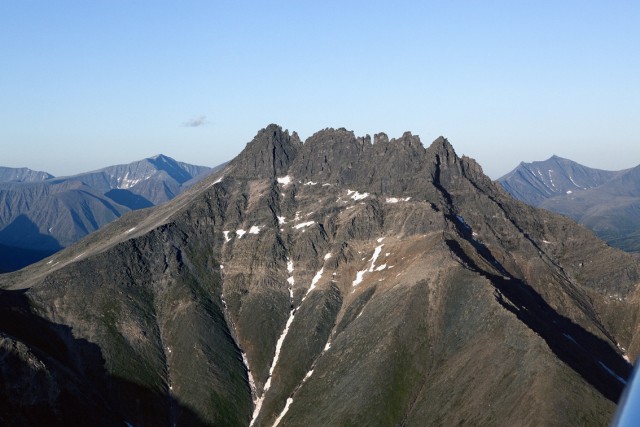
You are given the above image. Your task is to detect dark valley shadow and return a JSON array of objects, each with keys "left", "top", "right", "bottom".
[
  {"left": 0, "top": 289, "right": 210, "bottom": 426},
  {"left": 0, "top": 243, "right": 59, "bottom": 273},
  {"left": 0, "top": 215, "right": 63, "bottom": 272},
  {"left": 0, "top": 214, "right": 63, "bottom": 252},
  {"left": 105, "top": 189, "right": 154, "bottom": 210}
]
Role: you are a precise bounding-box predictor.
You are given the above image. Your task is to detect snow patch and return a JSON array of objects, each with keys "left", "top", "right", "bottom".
[
  {"left": 249, "top": 225, "right": 262, "bottom": 234},
  {"left": 304, "top": 181, "right": 317, "bottom": 186},
  {"left": 324, "top": 252, "right": 332, "bottom": 260},
  {"left": 223, "top": 231, "right": 231, "bottom": 242},
  {"left": 125, "top": 227, "right": 136, "bottom": 234},
  {"left": 369, "top": 245, "right": 384, "bottom": 272},
  {"left": 303, "top": 267, "right": 324, "bottom": 298},
  {"left": 294, "top": 221, "right": 314, "bottom": 229},
  {"left": 117, "top": 171, "right": 150, "bottom": 189},
  {"left": 265, "top": 312, "right": 296, "bottom": 393},
  {"left": 236, "top": 229, "right": 246, "bottom": 238},
  {"left": 385, "top": 196, "right": 411, "bottom": 203},
  {"left": 209, "top": 176, "right": 223, "bottom": 186},
  {"left": 548, "top": 170, "right": 556, "bottom": 189},
  {"left": 375, "top": 264, "right": 387, "bottom": 271},
  {"left": 242, "top": 352, "right": 257, "bottom": 398},
  {"left": 352, "top": 270, "right": 366, "bottom": 287},
  {"left": 311, "top": 268, "right": 324, "bottom": 287},
  {"left": 252, "top": 260, "right": 325, "bottom": 425},
  {"left": 324, "top": 342, "right": 331, "bottom": 351},
  {"left": 272, "top": 397, "right": 294, "bottom": 427},
  {"left": 249, "top": 395, "right": 265, "bottom": 427},
  {"left": 566, "top": 190, "right": 573, "bottom": 194},
  {"left": 377, "top": 237, "right": 385, "bottom": 243},
  {"left": 277, "top": 176, "right": 291, "bottom": 186},
  {"left": 348, "top": 190, "right": 368, "bottom": 201},
  {"left": 277, "top": 216, "right": 286, "bottom": 224}
]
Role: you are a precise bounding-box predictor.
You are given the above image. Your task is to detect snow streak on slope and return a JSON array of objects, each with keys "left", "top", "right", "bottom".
[
  {"left": 251, "top": 255, "right": 330, "bottom": 426},
  {"left": 369, "top": 244, "right": 384, "bottom": 272},
  {"left": 271, "top": 315, "right": 335, "bottom": 427},
  {"left": 352, "top": 241, "right": 385, "bottom": 287}
]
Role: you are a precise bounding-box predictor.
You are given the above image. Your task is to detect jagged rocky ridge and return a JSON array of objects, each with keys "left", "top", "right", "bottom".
[{"left": 1, "top": 124, "right": 639, "bottom": 426}]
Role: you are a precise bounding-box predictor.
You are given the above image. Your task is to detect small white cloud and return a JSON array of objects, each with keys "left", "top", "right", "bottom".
[{"left": 183, "top": 115, "right": 208, "bottom": 127}]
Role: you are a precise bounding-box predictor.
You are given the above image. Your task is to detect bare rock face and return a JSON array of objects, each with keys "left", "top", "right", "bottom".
[{"left": 1, "top": 125, "right": 639, "bottom": 426}]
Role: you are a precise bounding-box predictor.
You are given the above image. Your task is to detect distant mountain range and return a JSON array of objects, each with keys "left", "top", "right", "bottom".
[
  {"left": 499, "top": 156, "right": 640, "bottom": 252},
  {"left": 0, "top": 155, "right": 219, "bottom": 272}
]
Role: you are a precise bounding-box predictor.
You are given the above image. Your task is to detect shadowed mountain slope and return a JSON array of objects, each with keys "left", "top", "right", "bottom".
[{"left": 1, "top": 124, "right": 639, "bottom": 426}]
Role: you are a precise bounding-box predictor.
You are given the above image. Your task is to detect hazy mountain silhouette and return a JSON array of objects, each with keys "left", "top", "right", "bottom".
[
  {"left": 500, "top": 157, "right": 640, "bottom": 252},
  {"left": 0, "top": 156, "right": 219, "bottom": 272}
]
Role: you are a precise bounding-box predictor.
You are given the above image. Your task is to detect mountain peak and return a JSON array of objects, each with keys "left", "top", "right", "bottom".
[
  {"left": 426, "top": 136, "right": 457, "bottom": 168},
  {"left": 150, "top": 154, "right": 172, "bottom": 162},
  {"left": 229, "top": 124, "right": 302, "bottom": 179},
  {"left": 548, "top": 154, "right": 569, "bottom": 163}
]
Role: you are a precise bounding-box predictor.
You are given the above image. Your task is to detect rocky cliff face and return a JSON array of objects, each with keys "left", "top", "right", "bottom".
[{"left": 1, "top": 124, "right": 639, "bottom": 426}]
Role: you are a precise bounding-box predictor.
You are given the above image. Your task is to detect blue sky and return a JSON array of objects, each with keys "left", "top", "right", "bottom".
[{"left": 2, "top": 1, "right": 639, "bottom": 178}]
